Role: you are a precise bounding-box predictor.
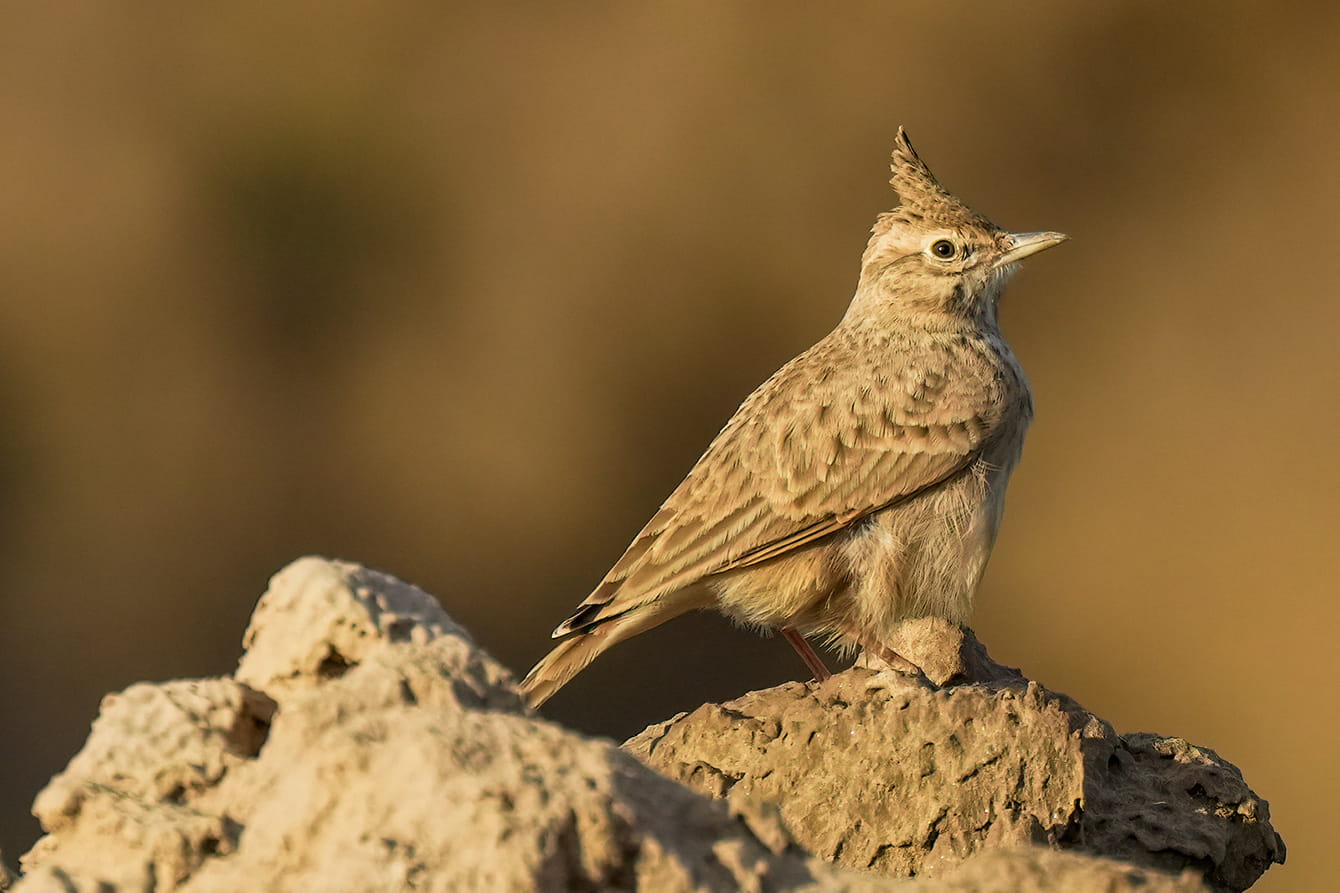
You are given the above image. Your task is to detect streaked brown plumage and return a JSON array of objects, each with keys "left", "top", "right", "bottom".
[{"left": 521, "top": 128, "right": 1065, "bottom": 707}]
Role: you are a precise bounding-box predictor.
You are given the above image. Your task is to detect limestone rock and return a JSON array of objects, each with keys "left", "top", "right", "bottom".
[
  {"left": 233, "top": 557, "right": 515, "bottom": 712},
  {"left": 625, "top": 618, "right": 1285, "bottom": 893},
  {"left": 14, "top": 557, "right": 862, "bottom": 892},
  {"left": 9, "top": 563, "right": 1282, "bottom": 892},
  {"left": 900, "top": 847, "right": 1211, "bottom": 892},
  {"left": 22, "top": 677, "right": 271, "bottom": 890}
]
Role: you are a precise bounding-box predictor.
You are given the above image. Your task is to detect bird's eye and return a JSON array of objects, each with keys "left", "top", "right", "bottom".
[{"left": 930, "top": 239, "right": 958, "bottom": 260}]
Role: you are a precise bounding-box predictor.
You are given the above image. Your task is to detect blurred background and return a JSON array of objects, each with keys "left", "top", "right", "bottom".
[{"left": 0, "top": 2, "right": 1334, "bottom": 889}]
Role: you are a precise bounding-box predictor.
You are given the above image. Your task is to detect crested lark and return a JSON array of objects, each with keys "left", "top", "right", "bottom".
[{"left": 522, "top": 129, "right": 1065, "bottom": 707}]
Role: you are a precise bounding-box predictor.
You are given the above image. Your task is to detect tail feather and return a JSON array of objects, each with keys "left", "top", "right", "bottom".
[
  {"left": 519, "top": 633, "right": 610, "bottom": 709},
  {"left": 520, "top": 601, "right": 689, "bottom": 708}
]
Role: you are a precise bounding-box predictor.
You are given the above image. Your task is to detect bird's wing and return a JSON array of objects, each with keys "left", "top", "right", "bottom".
[{"left": 552, "top": 332, "right": 1003, "bottom": 637}]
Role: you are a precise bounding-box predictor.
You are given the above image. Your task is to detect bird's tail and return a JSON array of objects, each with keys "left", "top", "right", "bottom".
[{"left": 519, "top": 606, "right": 673, "bottom": 709}]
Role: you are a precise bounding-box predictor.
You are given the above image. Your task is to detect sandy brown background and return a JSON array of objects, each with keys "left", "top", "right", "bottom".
[{"left": 0, "top": 3, "right": 1334, "bottom": 890}]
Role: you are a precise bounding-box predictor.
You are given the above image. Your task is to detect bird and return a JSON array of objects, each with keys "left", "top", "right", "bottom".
[{"left": 520, "top": 128, "right": 1066, "bottom": 708}]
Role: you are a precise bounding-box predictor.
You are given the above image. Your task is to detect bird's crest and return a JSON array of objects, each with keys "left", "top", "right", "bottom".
[{"left": 873, "top": 127, "right": 994, "bottom": 239}]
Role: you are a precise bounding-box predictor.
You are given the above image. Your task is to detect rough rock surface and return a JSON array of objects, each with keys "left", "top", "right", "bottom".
[
  {"left": 15, "top": 558, "right": 858, "bottom": 892},
  {"left": 5, "top": 558, "right": 1280, "bottom": 892},
  {"left": 626, "top": 618, "right": 1285, "bottom": 892}
]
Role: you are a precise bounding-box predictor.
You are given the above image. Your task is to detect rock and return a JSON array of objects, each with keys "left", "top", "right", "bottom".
[
  {"left": 232, "top": 558, "right": 510, "bottom": 708},
  {"left": 898, "top": 847, "right": 1211, "bottom": 892},
  {"left": 9, "top": 561, "right": 1283, "bottom": 892},
  {"left": 625, "top": 618, "right": 1285, "bottom": 892},
  {"left": 22, "top": 677, "right": 272, "bottom": 890},
  {"left": 13, "top": 558, "right": 865, "bottom": 892},
  {"left": 854, "top": 617, "right": 1026, "bottom": 688}
]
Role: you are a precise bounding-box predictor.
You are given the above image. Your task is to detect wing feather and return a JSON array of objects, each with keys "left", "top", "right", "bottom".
[{"left": 552, "top": 328, "right": 1003, "bottom": 637}]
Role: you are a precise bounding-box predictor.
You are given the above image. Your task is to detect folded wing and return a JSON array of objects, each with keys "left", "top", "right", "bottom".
[{"left": 553, "top": 333, "right": 999, "bottom": 638}]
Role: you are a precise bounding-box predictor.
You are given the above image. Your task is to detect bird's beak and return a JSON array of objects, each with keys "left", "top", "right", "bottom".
[{"left": 994, "top": 231, "right": 1068, "bottom": 269}]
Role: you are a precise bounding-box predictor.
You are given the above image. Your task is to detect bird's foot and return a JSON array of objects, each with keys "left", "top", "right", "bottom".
[{"left": 859, "top": 640, "right": 934, "bottom": 686}]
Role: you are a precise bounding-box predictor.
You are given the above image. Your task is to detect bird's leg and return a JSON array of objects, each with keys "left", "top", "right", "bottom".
[{"left": 781, "top": 626, "right": 832, "bottom": 682}]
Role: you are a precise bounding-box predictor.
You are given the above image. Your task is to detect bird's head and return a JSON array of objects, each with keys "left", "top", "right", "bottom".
[{"left": 851, "top": 128, "right": 1065, "bottom": 327}]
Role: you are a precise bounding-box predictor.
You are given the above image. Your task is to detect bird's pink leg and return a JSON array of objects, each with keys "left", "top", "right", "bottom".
[{"left": 781, "top": 627, "right": 832, "bottom": 682}]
